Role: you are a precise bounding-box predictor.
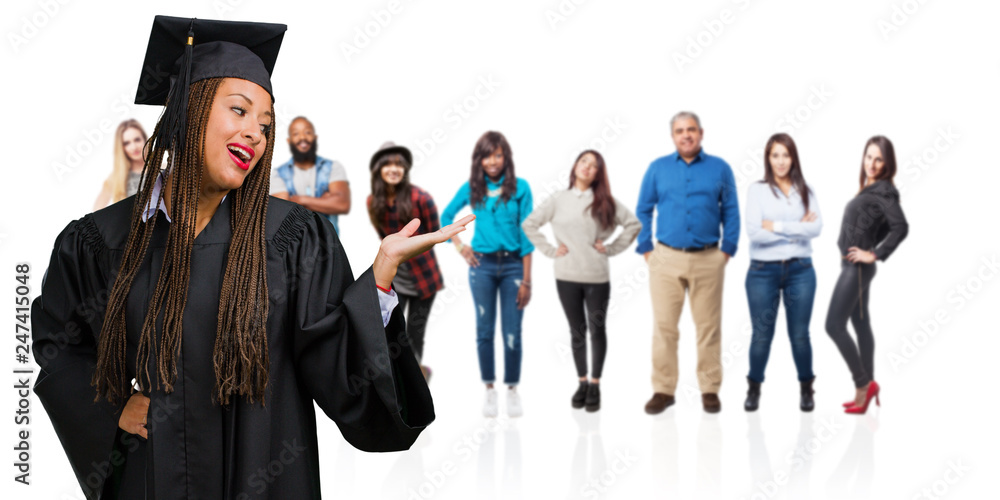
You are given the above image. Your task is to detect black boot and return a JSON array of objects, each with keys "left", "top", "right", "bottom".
[
  {"left": 800, "top": 378, "right": 815, "bottom": 412},
  {"left": 585, "top": 383, "right": 601, "bottom": 412},
  {"left": 744, "top": 377, "right": 761, "bottom": 412},
  {"left": 572, "top": 381, "right": 588, "bottom": 409}
]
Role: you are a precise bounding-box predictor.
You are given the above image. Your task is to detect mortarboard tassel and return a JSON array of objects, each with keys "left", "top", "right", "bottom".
[{"left": 155, "top": 19, "right": 196, "bottom": 167}]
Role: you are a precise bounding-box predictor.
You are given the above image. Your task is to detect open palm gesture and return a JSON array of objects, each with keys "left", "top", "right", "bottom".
[{"left": 374, "top": 214, "right": 476, "bottom": 289}]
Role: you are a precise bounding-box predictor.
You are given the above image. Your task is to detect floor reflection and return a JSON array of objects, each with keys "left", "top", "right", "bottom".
[
  {"left": 788, "top": 413, "right": 816, "bottom": 499},
  {"left": 744, "top": 412, "right": 818, "bottom": 500},
  {"left": 567, "top": 410, "right": 606, "bottom": 499},
  {"left": 825, "top": 414, "right": 877, "bottom": 500},
  {"left": 477, "top": 418, "right": 522, "bottom": 499},
  {"left": 650, "top": 411, "right": 679, "bottom": 497},
  {"left": 746, "top": 412, "right": 774, "bottom": 493},
  {"left": 695, "top": 413, "right": 723, "bottom": 499},
  {"left": 379, "top": 429, "right": 430, "bottom": 499}
]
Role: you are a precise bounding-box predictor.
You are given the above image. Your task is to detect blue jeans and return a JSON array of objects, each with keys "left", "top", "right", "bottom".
[
  {"left": 745, "top": 257, "right": 816, "bottom": 383},
  {"left": 469, "top": 252, "right": 524, "bottom": 385}
]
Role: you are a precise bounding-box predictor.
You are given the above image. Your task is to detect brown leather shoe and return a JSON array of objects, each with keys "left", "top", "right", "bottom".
[
  {"left": 645, "top": 393, "right": 675, "bottom": 414},
  {"left": 702, "top": 393, "right": 721, "bottom": 413}
]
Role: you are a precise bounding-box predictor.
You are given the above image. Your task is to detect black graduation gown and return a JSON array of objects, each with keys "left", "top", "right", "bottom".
[{"left": 31, "top": 196, "right": 434, "bottom": 499}]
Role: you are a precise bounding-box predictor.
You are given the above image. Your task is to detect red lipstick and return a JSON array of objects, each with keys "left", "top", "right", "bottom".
[{"left": 227, "top": 143, "right": 255, "bottom": 171}]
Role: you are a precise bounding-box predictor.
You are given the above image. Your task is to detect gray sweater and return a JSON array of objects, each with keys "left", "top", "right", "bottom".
[{"left": 522, "top": 188, "right": 641, "bottom": 283}]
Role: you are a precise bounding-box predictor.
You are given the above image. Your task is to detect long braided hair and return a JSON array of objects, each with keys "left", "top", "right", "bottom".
[{"left": 93, "top": 77, "right": 275, "bottom": 406}]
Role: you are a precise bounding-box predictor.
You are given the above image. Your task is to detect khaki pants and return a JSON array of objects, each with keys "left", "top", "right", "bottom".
[{"left": 649, "top": 243, "right": 726, "bottom": 395}]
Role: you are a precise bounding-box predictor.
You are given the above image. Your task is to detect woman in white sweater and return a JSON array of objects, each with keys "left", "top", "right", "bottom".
[{"left": 522, "top": 150, "right": 641, "bottom": 412}]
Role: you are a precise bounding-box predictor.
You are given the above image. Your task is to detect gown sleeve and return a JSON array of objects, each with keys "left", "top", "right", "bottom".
[
  {"left": 31, "top": 216, "right": 122, "bottom": 500},
  {"left": 288, "top": 211, "right": 434, "bottom": 452}
]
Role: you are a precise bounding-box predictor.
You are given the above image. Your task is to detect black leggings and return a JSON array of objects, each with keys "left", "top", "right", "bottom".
[
  {"left": 556, "top": 280, "right": 611, "bottom": 379},
  {"left": 825, "top": 261, "right": 877, "bottom": 388},
  {"left": 397, "top": 292, "right": 436, "bottom": 362}
]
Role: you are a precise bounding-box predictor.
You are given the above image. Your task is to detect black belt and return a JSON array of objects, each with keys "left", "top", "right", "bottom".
[
  {"left": 478, "top": 250, "right": 518, "bottom": 258},
  {"left": 658, "top": 241, "right": 719, "bottom": 253},
  {"left": 751, "top": 257, "right": 806, "bottom": 265}
]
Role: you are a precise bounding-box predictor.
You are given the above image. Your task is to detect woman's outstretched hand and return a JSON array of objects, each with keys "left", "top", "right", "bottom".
[{"left": 374, "top": 214, "right": 476, "bottom": 289}]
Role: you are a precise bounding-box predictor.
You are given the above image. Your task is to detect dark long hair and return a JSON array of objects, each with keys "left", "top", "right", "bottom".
[
  {"left": 858, "top": 135, "right": 897, "bottom": 192},
  {"left": 94, "top": 77, "right": 276, "bottom": 406},
  {"left": 568, "top": 150, "right": 616, "bottom": 231},
  {"left": 763, "top": 133, "right": 810, "bottom": 213},
  {"left": 469, "top": 131, "right": 516, "bottom": 207},
  {"left": 368, "top": 153, "right": 413, "bottom": 234}
]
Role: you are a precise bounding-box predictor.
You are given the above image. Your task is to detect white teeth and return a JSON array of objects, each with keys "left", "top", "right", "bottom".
[{"left": 228, "top": 145, "right": 250, "bottom": 162}]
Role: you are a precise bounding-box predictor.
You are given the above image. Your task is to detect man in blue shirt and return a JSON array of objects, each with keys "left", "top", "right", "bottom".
[{"left": 636, "top": 111, "right": 740, "bottom": 414}]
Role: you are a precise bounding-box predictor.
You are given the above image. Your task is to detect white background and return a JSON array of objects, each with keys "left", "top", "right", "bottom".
[{"left": 2, "top": 0, "right": 998, "bottom": 498}]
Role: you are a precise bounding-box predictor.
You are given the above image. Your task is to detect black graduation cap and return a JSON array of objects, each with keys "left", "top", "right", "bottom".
[{"left": 134, "top": 15, "right": 286, "bottom": 158}]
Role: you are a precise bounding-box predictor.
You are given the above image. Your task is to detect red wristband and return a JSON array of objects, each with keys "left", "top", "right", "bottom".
[{"left": 375, "top": 284, "right": 391, "bottom": 294}]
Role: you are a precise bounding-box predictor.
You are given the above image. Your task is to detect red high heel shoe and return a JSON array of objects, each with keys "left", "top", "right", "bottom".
[{"left": 845, "top": 381, "right": 880, "bottom": 414}]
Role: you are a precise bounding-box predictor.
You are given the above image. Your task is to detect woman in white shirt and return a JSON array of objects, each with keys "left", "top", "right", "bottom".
[
  {"left": 522, "top": 150, "right": 641, "bottom": 412},
  {"left": 743, "top": 133, "right": 822, "bottom": 412}
]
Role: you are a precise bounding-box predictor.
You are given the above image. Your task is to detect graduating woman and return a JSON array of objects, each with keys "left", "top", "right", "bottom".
[{"left": 31, "top": 16, "right": 473, "bottom": 499}]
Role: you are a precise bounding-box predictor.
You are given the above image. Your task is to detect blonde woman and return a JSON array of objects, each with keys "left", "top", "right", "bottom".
[{"left": 92, "top": 119, "right": 147, "bottom": 210}]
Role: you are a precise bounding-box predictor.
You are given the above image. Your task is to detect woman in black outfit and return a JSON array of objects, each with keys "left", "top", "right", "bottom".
[{"left": 827, "top": 135, "right": 908, "bottom": 414}]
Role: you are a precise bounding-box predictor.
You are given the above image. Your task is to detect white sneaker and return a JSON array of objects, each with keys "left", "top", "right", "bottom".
[
  {"left": 483, "top": 388, "right": 499, "bottom": 418},
  {"left": 506, "top": 388, "right": 523, "bottom": 418}
]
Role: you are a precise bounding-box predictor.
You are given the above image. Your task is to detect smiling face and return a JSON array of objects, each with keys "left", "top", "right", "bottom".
[
  {"left": 573, "top": 152, "right": 599, "bottom": 188},
  {"left": 482, "top": 147, "right": 505, "bottom": 180},
  {"left": 122, "top": 126, "right": 146, "bottom": 164},
  {"left": 287, "top": 118, "right": 315, "bottom": 155},
  {"left": 202, "top": 78, "right": 271, "bottom": 193},
  {"left": 380, "top": 161, "right": 405, "bottom": 187},
  {"left": 863, "top": 143, "right": 884, "bottom": 181},
  {"left": 768, "top": 142, "right": 792, "bottom": 180},
  {"left": 671, "top": 116, "right": 703, "bottom": 160}
]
